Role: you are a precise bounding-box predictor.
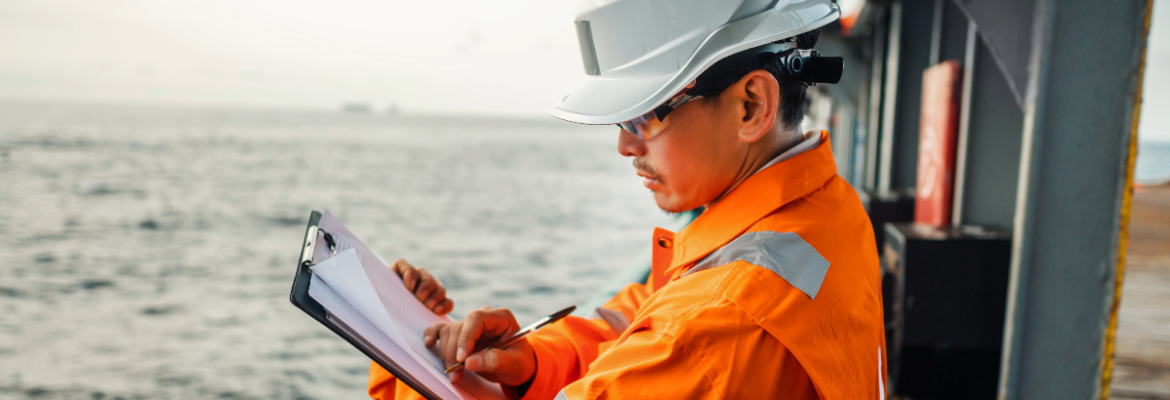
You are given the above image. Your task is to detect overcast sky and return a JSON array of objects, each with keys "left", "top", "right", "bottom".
[
  {"left": 0, "top": 0, "right": 584, "bottom": 118},
  {"left": 0, "top": 0, "right": 1167, "bottom": 140},
  {"left": 1140, "top": 2, "right": 1170, "bottom": 142}
]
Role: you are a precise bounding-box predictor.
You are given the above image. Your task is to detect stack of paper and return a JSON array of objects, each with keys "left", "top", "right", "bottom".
[{"left": 307, "top": 211, "right": 504, "bottom": 400}]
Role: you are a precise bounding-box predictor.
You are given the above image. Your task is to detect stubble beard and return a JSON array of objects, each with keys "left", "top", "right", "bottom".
[{"left": 633, "top": 158, "right": 679, "bottom": 215}]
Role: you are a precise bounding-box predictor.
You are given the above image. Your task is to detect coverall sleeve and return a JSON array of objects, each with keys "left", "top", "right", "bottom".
[
  {"left": 518, "top": 282, "right": 654, "bottom": 400},
  {"left": 368, "top": 282, "right": 654, "bottom": 400},
  {"left": 549, "top": 328, "right": 719, "bottom": 400},
  {"left": 596, "top": 282, "right": 653, "bottom": 323},
  {"left": 369, "top": 361, "right": 433, "bottom": 400}
]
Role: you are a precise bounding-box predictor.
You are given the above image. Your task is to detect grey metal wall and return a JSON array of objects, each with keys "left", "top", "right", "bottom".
[
  {"left": 954, "top": 37, "right": 1024, "bottom": 230},
  {"left": 952, "top": 0, "right": 1037, "bottom": 107},
  {"left": 839, "top": 1, "right": 1149, "bottom": 398},
  {"left": 998, "top": 1, "right": 1150, "bottom": 398}
]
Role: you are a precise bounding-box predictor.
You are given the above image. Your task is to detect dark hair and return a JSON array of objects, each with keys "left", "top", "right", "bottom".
[{"left": 686, "top": 29, "right": 821, "bottom": 131}]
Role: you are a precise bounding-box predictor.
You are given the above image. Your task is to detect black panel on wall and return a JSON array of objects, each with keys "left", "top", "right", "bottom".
[
  {"left": 937, "top": 0, "right": 969, "bottom": 64},
  {"left": 891, "top": 0, "right": 936, "bottom": 191},
  {"left": 958, "top": 36, "right": 1024, "bottom": 229}
]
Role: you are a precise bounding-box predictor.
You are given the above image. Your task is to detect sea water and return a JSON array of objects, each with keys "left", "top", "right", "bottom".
[
  {"left": 1137, "top": 140, "right": 1170, "bottom": 184},
  {"left": 0, "top": 102, "right": 674, "bottom": 399},
  {"left": 5, "top": 102, "right": 1166, "bottom": 400}
]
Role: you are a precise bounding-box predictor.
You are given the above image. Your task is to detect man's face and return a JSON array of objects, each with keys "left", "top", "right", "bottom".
[{"left": 617, "top": 98, "right": 745, "bottom": 214}]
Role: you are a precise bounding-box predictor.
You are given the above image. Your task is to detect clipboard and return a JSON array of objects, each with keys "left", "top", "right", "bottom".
[{"left": 289, "top": 210, "right": 444, "bottom": 400}]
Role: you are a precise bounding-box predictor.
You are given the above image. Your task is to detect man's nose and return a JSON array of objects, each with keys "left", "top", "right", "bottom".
[{"left": 617, "top": 128, "right": 647, "bottom": 158}]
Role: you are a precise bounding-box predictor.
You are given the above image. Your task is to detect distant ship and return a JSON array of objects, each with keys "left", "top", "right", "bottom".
[{"left": 341, "top": 103, "right": 371, "bottom": 113}]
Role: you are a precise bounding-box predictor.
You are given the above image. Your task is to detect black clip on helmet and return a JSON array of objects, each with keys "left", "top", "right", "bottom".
[{"left": 779, "top": 51, "right": 844, "bottom": 86}]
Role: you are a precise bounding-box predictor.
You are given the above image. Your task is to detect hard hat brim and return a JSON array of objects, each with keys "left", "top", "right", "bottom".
[{"left": 546, "top": 73, "right": 676, "bottom": 126}]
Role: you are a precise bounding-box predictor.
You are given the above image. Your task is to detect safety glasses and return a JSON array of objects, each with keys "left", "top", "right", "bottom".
[{"left": 617, "top": 92, "right": 703, "bottom": 140}]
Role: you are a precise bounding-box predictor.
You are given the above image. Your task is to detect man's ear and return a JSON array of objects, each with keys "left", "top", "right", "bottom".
[{"left": 726, "top": 70, "right": 780, "bottom": 143}]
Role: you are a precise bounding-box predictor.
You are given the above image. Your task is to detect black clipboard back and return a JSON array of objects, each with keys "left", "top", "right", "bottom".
[{"left": 289, "top": 211, "right": 443, "bottom": 400}]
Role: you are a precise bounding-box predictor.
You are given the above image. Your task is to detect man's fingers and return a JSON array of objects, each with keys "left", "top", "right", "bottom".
[
  {"left": 440, "top": 323, "right": 464, "bottom": 383},
  {"left": 414, "top": 268, "right": 438, "bottom": 303},
  {"left": 425, "top": 284, "right": 447, "bottom": 310},
  {"left": 393, "top": 259, "right": 419, "bottom": 291},
  {"left": 424, "top": 307, "right": 534, "bottom": 386},
  {"left": 424, "top": 323, "right": 444, "bottom": 347},
  {"left": 464, "top": 342, "right": 536, "bottom": 387},
  {"left": 390, "top": 259, "right": 406, "bottom": 275},
  {"left": 457, "top": 308, "right": 519, "bottom": 362},
  {"left": 407, "top": 270, "right": 420, "bottom": 292},
  {"left": 456, "top": 311, "right": 487, "bottom": 362},
  {"left": 392, "top": 259, "right": 415, "bottom": 275},
  {"left": 434, "top": 298, "right": 454, "bottom": 315},
  {"left": 393, "top": 262, "right": 452, "bottom": 314},
  {"left": 441, "top": 324, "right": 460, "bottom": 365},
  {"left": 465, "top": 348, "right": 507, "bottom": 373}
]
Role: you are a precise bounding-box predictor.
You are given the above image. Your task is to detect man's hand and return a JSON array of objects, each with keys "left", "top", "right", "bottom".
[
  {"left": 390, "top": 259, "right": 454, "bottom": 315},
  {"left": 424, "top": 307, "right": 537, "bottom": 388}
]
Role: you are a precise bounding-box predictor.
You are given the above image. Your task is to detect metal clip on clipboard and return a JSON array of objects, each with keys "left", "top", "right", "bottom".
[
  {"left": 299, "top": 226, "right": 338, "bottom": 271},
  {"left": 319, "top": 228, "right": 338, "bottom": 256}
]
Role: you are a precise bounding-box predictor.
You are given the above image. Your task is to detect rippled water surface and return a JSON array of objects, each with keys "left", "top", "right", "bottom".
[
  {"left": 0, "top": 102, "right": 673, "bottom": 399},
  {"left": 1138, "top": 140, "right": 1170, "bottom": 184}
]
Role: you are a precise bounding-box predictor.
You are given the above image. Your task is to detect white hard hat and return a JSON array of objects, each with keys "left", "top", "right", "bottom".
[{"left": 547, "top": 0, "right": 840, "bottom": 125}]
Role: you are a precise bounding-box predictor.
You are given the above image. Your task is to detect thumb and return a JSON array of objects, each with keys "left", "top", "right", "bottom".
[{"left": 464, "top": 347, "right": 531, "bottom": 385}]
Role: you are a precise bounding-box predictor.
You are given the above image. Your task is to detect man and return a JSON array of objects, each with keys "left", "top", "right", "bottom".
[{"left": 371, "top": 0, "right": 887, "bottom": 398}]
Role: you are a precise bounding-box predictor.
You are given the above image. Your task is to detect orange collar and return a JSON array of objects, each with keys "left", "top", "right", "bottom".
[{"left": 666, "top": 130, "right": 838, "bottom": 279}]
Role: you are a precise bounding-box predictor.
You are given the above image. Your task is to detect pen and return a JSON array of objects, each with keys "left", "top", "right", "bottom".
[{"left": 444, "top": 305, "right": 577, "bottom": 373}]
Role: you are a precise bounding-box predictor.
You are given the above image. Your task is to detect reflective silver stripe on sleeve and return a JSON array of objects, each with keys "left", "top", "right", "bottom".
[
  {"left": 680, "top": 231, "right": 830, "bottom": 299},
  {"left": 587, "top": 306, "right": 631, "bottom": 334},
  {"left": 878, "top": 346, "right": 886, "bottom": 400},
  {"left": 555, "top": 389, "right": 570, "bottom": 400}
]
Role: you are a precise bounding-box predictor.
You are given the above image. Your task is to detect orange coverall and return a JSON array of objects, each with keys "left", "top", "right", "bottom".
[{"left": 370, "top": 131, "right": 888, "bottom": 399}]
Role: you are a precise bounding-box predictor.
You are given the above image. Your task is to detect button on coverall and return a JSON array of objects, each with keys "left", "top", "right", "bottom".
[{"left": 369, "top": 131, "right": 889, "bottom": 399}]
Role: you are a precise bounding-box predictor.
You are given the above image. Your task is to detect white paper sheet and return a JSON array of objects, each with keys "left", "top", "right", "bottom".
[
  {"left": 308, "top": 272, "right": 461, "bottom": 400},
  {"left": 312, "top": 251, "right": 446, "bottom": 377},
  {"left": 312, "top": 250, "right": 451, "bottom": 381},
  {"left": 308, "top": 211, "right": 505, "bottom": 400}
]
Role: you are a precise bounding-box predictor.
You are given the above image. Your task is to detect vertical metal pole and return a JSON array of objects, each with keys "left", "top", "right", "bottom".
[
  {"left": 855, "top": 69, "right": 871, "bottom": 187},
  {"left": 1099, "top": 4, "right": 1153, "bottom": 398},
  {"left": 950, "top": 22, "right": 977, "bottom": 226},
  {"left": 997, "top": 1, "right": 1151, "bottom": 399},
  {"left": 877, "top": 1, "right": 902, "bottom": 195},
  {"left": 833, "top": 105, "right": 855, "bottom": 180},
  {"left": 928, "top": 0, "right": 944, "bottom": 66},
  {"left": 865, "top": 13, "right": 888, "bottom": 191}
]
